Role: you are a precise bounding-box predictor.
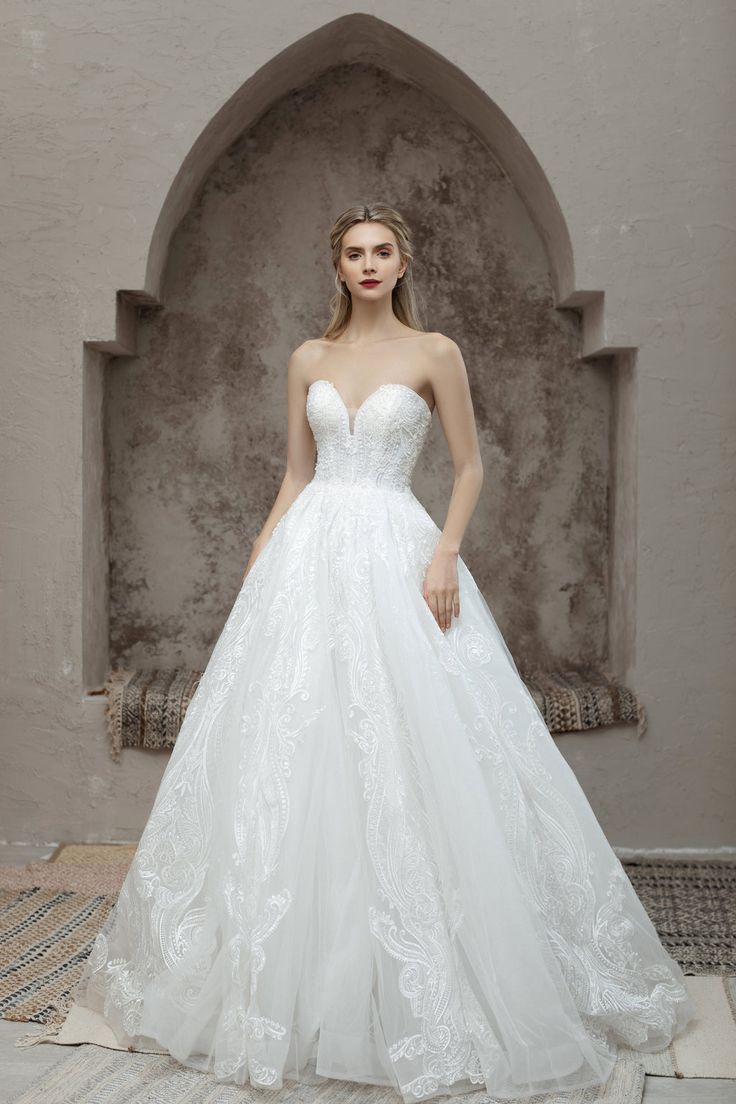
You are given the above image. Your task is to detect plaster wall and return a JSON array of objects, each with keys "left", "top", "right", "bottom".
[
  {"left": 108, "top": 62, "right": 608, "bottom": 673},
  {"left": 1, "top": 3, "right": 734, "bottom": 849}
]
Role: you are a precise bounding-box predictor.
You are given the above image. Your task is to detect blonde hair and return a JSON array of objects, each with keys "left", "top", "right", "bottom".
[{"left": 322, "top": 203, "right": 426, "bottom": 340}]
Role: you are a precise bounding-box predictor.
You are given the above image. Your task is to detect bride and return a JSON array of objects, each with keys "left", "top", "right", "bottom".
[{"left": 69, "top": 202, "right": 695, "bottom": 1102}]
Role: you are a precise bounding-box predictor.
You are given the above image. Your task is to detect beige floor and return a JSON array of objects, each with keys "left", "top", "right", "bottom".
[{"left": 1, "top": 844, "right": 734, "bottom": 1104}]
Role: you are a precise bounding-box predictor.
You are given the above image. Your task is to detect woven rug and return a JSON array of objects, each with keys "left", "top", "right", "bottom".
[
  {"left": 0, "top": 862, "right": 129, "bottom": 895},
  {"left": 623, "top": 858, "right": 736, "bottom": 974},
  {"left": 0, "top": 846, "right": 135, "bottom": 1027},
  {"left": 0, "top": 885, "right": 117, "bottom": 1025},
  {"left": 519, "top": 666, "right": 647, "bottom": 737},
  {"left": 7, "top": 1043, "right": 647, "bottom": 1104},
  {"left": 48, "top": 842, "right": 138, "bottom": 866},
  {"left": 103, "top": 667, "right": 202, "bottom": 760},
  {"left": 103, "top": 665, "right": 646, "bottom": 759}
]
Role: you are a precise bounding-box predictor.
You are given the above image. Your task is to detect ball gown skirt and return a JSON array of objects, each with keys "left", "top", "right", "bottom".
[{"left": 70, "top": 379, "right": 696, "bottom": 1102}]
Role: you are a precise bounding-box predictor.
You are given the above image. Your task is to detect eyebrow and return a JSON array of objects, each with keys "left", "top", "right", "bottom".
[{"left": 343, "top": 242, "right": 394, "bottom": 251}]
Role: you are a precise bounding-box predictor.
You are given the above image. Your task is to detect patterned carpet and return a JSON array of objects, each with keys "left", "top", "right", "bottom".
[{"left": 624, "top": 858, "right": 736, "bottom": 974}]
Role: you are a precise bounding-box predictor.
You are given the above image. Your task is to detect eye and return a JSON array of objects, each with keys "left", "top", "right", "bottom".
[{"left": 346, "top": 250, "right": 392, "bottom": 259}]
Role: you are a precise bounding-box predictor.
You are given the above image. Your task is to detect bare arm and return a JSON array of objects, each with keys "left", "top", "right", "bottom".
[
  {"left": 423, "top": 336, "right": 484, "bottom": 630},
  {"left": 241, "top": 345, "right": 316, "bottom": 582}
]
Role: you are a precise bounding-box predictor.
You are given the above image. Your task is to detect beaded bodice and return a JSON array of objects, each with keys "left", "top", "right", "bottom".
[{"left": 306, "top": 379, "right": 433, "bottom": 491}]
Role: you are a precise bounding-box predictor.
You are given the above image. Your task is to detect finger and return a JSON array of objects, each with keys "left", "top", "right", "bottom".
[
  {"left": 440, "top": 592, "right": 450, "bottom": 631},
  {"left": 428, "top": 593, "right": 441, "bottom": 629}
]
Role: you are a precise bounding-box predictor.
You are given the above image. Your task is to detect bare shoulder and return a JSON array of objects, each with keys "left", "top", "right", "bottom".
[
  {"left": 289, "top": 338, "right": 325, "bottom": 364},
  {"left": 286, "top": 339, "right": 326, "bottom": 388},
  {"left": 421, "top": 332, "right": 467, "bottom": 388},
  {"left": 423, "top": 331, "right": 462, "bottom": 358}
]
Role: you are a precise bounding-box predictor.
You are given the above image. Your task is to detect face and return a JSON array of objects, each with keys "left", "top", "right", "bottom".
[{"left": 337, "top": 222, "right": 407, "bottom": 299}]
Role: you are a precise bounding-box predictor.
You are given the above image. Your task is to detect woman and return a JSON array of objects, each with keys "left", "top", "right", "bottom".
[{"left": 70, "top": 203, "right": 695, "bottom": 1102}]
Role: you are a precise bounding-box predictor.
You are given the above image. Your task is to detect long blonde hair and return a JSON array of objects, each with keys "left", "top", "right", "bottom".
[{"left": 322, "top": 204, "right": 426, "bottom": 340}]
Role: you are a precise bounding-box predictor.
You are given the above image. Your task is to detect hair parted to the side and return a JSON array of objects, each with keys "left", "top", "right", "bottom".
[{"left": 322, "top": 203, "right": 426, "bottom": 340}]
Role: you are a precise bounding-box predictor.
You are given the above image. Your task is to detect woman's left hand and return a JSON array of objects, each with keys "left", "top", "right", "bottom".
[{"left": 422, "top": 548, "right": 460, "bottom": 632}]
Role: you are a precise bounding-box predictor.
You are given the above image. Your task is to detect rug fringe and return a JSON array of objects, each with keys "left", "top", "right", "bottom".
[
  {"left": 104, "top": 668, "right": 134, "bottom": 762},
  {"left": 637, "top": 701, "right": 648, "bottom": 737},
  {"left": 14, "top": 994, "right": 75, "bottom": 1048}
]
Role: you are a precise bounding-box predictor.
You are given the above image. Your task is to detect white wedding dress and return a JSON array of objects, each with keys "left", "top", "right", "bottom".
[{"left": 71, "top": 378, "right": 695, "bottom": 1101}]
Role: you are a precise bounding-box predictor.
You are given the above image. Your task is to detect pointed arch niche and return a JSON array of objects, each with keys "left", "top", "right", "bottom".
[{"left": 82, "top": 14, "right": 637, "bottom": 697}]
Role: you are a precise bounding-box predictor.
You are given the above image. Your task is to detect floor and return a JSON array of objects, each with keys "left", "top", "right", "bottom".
[{"left": 1, "top": 844, "right": 734, "bottom": 1104}]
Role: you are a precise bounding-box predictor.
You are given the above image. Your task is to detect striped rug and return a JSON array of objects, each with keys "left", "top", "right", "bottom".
[{"left": 0, "top": 886, "right": 116, "bottom": 1025}]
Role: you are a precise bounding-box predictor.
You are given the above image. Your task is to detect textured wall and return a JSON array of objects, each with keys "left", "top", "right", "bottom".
[
  {"left": 1, "top": 4, "right": 734, "bottom": 850},
  {"left": 108, "top": 62, "right": 607, "bottom": 672}
]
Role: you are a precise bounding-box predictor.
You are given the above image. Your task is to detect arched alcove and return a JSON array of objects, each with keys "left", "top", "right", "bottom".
[{"left": 82, "top": 14, "right": 637, "bottom": 696}]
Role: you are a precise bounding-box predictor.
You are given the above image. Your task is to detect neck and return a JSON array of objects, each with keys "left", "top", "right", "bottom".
[{"left": 341, "top": 298, "right": 405, "bottom": 344}]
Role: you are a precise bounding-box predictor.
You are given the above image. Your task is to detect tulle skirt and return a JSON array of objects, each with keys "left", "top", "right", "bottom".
[{"left": 70, "top": 477, "right": 696, "bottom": 1101}]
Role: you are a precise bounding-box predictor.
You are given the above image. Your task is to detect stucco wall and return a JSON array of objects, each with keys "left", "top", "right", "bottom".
[
  {"left": 108, "top": 61, "right": 608, "bottom": 673},
  {"left": 1, "top": 4, "right": 734, "bottom": 850}
]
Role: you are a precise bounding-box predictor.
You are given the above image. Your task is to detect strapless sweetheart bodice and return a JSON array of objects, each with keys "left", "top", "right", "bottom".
[{"left": 306, "top": 379, "right": 433, "bottom": 491}]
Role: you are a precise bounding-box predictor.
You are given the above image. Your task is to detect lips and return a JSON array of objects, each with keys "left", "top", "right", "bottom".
[{"left": 360, "top": 280, "right": 380, "bottom": 286}]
